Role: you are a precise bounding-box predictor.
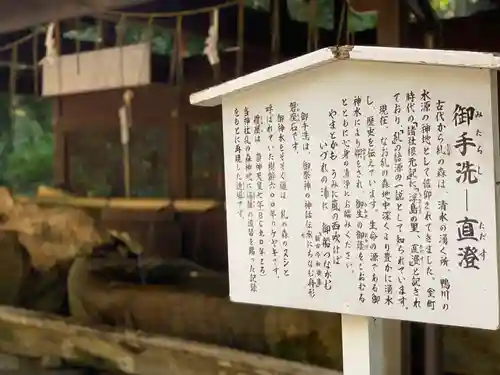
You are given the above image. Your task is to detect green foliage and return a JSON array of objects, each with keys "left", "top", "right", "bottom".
[
  {"left": 430, "top": 0, "right": 495, "bottom": 19},
  {"left": 432, "top": 0, "right": 452, "bottom": 10},
  {"left": 431, "top": 0, "right": 454, "bottom": 17},
  {"left": 282, "top": 0, "right": 377, "bottom": 32},
  {"left": 245, "top": 0, "right": 270, "bottom": 11},
  {"left": 4, "top": 132, "right": 53, "bottom": 195},
  {"left": 190, "top": 122, "right": 224, "bottom": 198},
  {"left": 0, "top": 94, "right": 53, "bottom": 195}
]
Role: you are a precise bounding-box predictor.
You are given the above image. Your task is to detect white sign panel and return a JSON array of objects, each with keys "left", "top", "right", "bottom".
[{"left": 222, "top": 60, "right": 500, "bottom": 329}]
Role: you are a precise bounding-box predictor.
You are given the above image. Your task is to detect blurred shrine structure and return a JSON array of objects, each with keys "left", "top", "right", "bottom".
[
  {"left": 0, "top": 0, "right": 446, "bottom": 271},
  {"left": 1, "top": 1, "right": 500, "bottom": 375},
  {"left": 0, "top": 0, "right": 382, "bottom": 271}
]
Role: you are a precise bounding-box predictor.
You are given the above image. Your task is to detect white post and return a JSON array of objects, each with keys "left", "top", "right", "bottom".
[{"left": 342, "top": 315, "right": 402, "bottom": 375}]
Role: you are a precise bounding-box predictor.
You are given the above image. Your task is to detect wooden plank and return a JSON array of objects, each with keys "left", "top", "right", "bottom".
[
  {"left": 15, "top": 192, "right": 221, "bottom": 212},
  {"left": 42, "top": 43, "right": 151, "bottom": 97},
  {"left": 0, "top": 305, "right": 341, "bottom": 375}
]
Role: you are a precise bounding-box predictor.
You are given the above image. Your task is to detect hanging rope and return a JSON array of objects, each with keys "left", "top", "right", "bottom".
[
  {"left": 105, "top": 0, "right": 242, "bottom": 83},
  {"left": 0, "top": 1, "right": 241, "bottom": 66},
  {"left": 106, "top": 0, "right": 238, "bottom": 19},
  {"left": 0, "top": 0, "right": 239, "bottom": 58},
  {"left": 0, "top": 0, "right": 243, "bottom": 97}
]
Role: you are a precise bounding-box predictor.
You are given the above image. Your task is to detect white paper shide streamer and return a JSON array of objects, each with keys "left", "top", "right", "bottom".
[
  {"left": 119, "top": 90, "right": 134, "bottom": 145},
  {"left": 203, "top": 9, "right": 220, "bottom": 66},
  {"left": 39, "top": 22, "right": 58, "bottom": 66}
]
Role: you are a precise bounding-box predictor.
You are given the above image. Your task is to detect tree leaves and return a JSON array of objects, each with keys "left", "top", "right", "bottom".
[{"left": 0, "top": 95, "right": 53, "bottom": 195}]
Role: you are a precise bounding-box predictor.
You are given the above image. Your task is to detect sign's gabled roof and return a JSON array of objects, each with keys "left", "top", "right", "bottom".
[{"left": 190, "top": 45, "right": 500, "bottom": 107}]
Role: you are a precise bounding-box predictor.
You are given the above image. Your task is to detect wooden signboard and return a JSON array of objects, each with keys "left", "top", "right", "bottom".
[{"left": 191, "top": 46, "right": 500, "bottom": 374}]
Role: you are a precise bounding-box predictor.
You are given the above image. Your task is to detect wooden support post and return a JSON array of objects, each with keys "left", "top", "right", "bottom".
[
  {"left": 9, "top": 44, "right": 18, "bottom": 117},
  {"left": 307, "top": 0, "right": 317, "bottom": 52},
  {"left": 332, "top": 0, "right": 348, "bottom": 46},
  {"left": 406, "top": 24, "right": 442, "bottom": 375},
  {"left": 52, "top": 98, "right": 68, "bottom": 186},
  {"left": 33, "top": 28, "right": 39, "bottom": 95},
  {"left": 270, "top": 0, "right": 281, "bottom": 64},
  {"left": 236, "top": 0, "right": 245, "bottom": 77},
  {"left": 400, "top": 320, "right": 412, "bottom": 375},
  {"left": 101, "top": 20, "right": 117, "bottom": 48},
  {"left": 370, "top": 4, "right": 410, "bottom": 373},
  {"left": 424, "top": 32, "right": 435, "bottom": 49},
  {"left": 167, "top": 94, "right": 187, "bottom": 199},
  {"left": 176, "top": 16, "right": 184, "bottom": 86},
  {"left": 342, "top": 315, "right": 402, "bottom": 375},
  {"left": 424, "top": 324, "right": 442, "bottom": 375},
  {"left": 367, "top": 3, "right": 411, "bottom": 373},
  {"left": 368, "top": 3, "right": 410, "bottom": 373}
]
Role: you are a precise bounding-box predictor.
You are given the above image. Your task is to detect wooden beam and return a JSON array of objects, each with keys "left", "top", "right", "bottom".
[
  {"left": 0, "top": 0, "right": 153, "bottom": 33},
  {"left": 0, "top": 33, "right": 102, "bottom": 67},
  {"left": 0, "top": 305, "right": 341, "bottom": 375}
]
